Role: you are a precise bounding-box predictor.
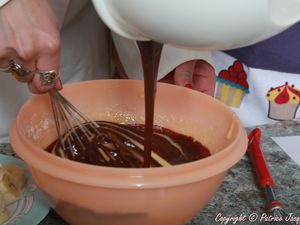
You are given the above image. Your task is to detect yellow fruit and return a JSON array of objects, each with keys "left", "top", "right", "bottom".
[
  {"left": 3, "top": 164, "right": 27, "bottom": 189},
  {"left": 0, "top": 207, "right": 9, "bottom": 225},
  {"left": 0, "top": 168, "right": 21, "bottom": 205}
]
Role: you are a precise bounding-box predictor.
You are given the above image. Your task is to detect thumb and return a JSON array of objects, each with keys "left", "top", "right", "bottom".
[
  {"left": 193, "top": 60, "right": 216, "bottom": 96},
  {"left": 174, "top": 60, "right": 196, "bottom": 89}
]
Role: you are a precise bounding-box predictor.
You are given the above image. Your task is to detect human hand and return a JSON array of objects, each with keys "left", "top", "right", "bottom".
[
  {"left": 159, "top": 60, "right": 216, "bottom": 96},
  {"left": 0, "top": 0, "right": 62, "bottom": 94}
]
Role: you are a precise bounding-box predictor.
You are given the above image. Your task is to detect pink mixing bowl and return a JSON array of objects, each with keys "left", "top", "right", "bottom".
[{"left": 10, "top": 80, "right": 247, "bottom": 225}]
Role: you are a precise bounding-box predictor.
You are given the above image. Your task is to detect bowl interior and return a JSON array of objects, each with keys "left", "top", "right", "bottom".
[{"left": 16, "top": 80, "right": 240, "bottom": 156}]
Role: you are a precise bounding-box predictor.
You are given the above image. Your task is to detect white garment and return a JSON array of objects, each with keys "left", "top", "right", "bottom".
[
  {"left": 112, "top": 32, "right": 214, "bottom": 80},
  {"left": 0, "top": 0, "right": 110, "bottom": 142},
  {"left": 0, "top": 0, "right": 10, "bottom": 8}
]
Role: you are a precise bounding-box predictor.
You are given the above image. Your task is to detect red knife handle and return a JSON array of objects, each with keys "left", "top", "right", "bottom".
[{"left": 247, "top": 128, "right": 274, "bottom": 188}]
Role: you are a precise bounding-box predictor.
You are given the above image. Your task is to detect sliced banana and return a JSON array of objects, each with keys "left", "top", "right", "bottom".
[
  {"left": 0, "top": 191, "right": 9, "bottom": 225},
  {"left": 3, "top": 164, "right": 27, "bottom": 189},
  {"left": 0, "top": 162, "right": 28, "bottom": 224},
  {"left": 0, "top": 168, "right": 21, "bottom": 205},
  {"left": 0, "top": 207, "right": 9, "bottom": 225}
]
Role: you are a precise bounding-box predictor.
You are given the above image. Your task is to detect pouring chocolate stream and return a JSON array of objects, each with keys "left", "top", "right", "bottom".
[{"left": 137, "top": 41, "right": 163, "bottom": 167}]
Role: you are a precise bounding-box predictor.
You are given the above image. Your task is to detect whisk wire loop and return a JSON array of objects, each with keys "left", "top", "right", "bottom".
[
  {"left": 53, "top": 90, "right": 100, "bottom": 136},
  {"left": 49, "top": 89, "right": 101, "bottom": 155}
]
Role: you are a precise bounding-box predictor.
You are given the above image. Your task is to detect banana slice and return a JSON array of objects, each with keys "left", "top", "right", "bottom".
[
  {"left": 0, "top": 168, "right": 21, "bottom": 205},
  {"left": 0, "top": 191, "right": 9, "bottom": 225},
  {"left": 0, "top": 207, "right": 9, "bottom": 225},
  {"left": 3, "top": 164, "right": 27, "bottom": 189},
  {"left": 0, "top": 163, "right": 28, "bottom": 224}
]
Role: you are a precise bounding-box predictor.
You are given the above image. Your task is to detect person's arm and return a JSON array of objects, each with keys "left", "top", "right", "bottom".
[{"left": 0, "top": 0, "right": 62, "bottom": 94}]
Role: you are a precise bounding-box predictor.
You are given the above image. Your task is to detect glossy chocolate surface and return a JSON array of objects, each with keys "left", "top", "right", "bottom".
[{"left": 45, "top": 121, "right": 210, "bottom": 168}]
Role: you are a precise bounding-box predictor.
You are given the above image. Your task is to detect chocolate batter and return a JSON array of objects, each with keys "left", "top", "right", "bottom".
[{"left": 45, "top": 121, "right": 210, "bottom": 168}]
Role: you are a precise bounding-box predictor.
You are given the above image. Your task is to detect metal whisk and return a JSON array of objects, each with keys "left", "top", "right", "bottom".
[
  {"left": 248, "top": 128, "right": 297, "bottom": 225},
  {"left": 49, "top": 89, "right": 101, "bottom": 153}
]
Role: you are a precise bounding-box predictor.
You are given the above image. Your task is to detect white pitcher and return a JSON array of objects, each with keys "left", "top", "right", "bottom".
[{"left": 92, "top": 0, "right": 300, "bottom": 50}]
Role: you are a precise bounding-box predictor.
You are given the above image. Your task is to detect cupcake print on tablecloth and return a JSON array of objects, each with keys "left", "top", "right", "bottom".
[
  {"left": 266, "top": 82, "right": 300, "bottom": 121},
  {"left": 215, "top": 60, "right": 249, "bottom": 108}
]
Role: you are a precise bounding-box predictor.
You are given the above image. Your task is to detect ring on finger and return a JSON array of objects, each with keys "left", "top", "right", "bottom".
[
  {"left": 1, "top": 60, "right": 31, "bottom": 82},
  {"left": 37, "top": 70, "right": 59, "bottom": 86}
]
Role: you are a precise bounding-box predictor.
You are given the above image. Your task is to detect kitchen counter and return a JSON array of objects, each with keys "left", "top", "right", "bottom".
[{"left": 1, "top": 120, "right": 299, "bottom": 225}]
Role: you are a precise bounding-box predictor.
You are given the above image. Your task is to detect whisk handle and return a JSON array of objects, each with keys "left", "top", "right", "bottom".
[{"left": 247, "top": 128, "right": 275, "bottom": 189}]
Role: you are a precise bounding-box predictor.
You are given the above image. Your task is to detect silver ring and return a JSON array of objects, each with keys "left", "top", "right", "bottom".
[
  {"left": 38, "top": 70, "right": 59, "bottom": 86},
  {"left": 0, "top": 60, "right": 31, "bottom": 82}
]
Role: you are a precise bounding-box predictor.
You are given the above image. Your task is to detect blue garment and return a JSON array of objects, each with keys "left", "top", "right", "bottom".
[{"left": 225, "top": 22, "right": 300, "bottom": 74}]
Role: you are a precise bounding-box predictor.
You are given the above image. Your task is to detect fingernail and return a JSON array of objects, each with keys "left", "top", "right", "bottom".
[
  {"left": 56, "top": 78, "right": 63, "bottom": 90},
  {"left": 184, "top": 83, "right": 193, "bottom": 89}
]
